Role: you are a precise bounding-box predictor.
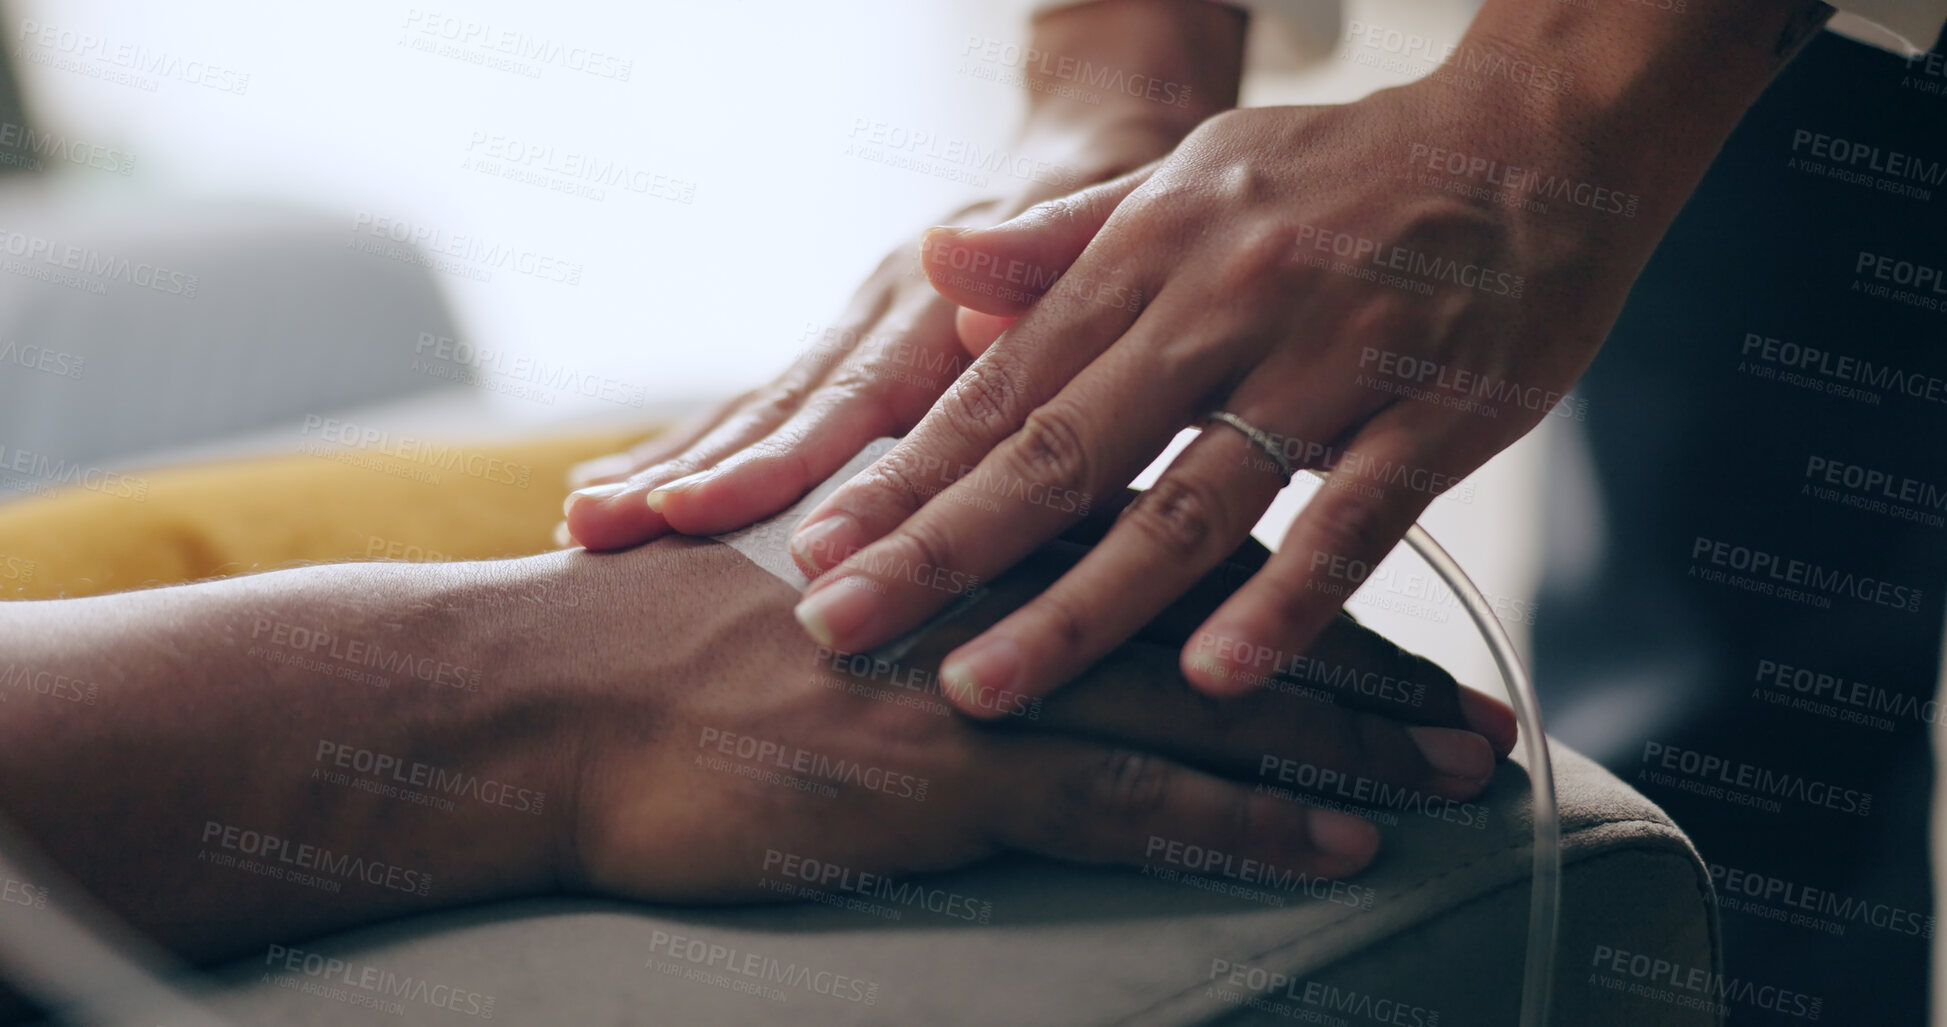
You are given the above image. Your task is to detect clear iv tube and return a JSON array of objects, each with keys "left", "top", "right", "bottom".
[{"left": 1403, "top": 521, "right": 1560, "bottom": 1027}]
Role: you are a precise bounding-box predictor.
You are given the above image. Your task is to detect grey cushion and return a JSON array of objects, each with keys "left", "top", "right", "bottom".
[
  {"left": 199, "top": 743, "right": 1717, "bottom": 1026},
  {"left": 0, "top": 186, "right": 463, "bottom": 479}
]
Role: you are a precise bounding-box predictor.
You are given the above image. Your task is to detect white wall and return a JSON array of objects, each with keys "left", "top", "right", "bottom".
[
  {"left": 12, "top": 0, "right": 1032, "bottom": 411},
  {"left": 10, "top": 0, "right": 1551, "bottom": 691}
]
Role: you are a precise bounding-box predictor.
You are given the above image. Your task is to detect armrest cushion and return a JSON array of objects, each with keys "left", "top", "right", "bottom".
[{"left": 199, "top": 745, "right": 1718, "bottom": 1026}]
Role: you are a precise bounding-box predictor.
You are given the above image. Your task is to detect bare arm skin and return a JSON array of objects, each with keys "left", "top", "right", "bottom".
[
  {"left": 0, "top": 529, "right": 1512, "bottom": 977},
  {"left": 0, "top": 557, "right": 578, "bottom": 960}
]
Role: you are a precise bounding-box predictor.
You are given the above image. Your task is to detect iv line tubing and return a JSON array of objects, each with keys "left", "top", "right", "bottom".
[{"left": 1402, "top": 521, "right": 1560, "bottom": 1027}]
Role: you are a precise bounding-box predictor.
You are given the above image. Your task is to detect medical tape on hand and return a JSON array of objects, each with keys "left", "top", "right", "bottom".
[{"left": 712, "top": 437, "right": 985, "bottom": 662}]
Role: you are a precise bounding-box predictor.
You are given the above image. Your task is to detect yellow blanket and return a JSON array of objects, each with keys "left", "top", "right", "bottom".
[{"left": 0, "top": 432, "right": 642, "bottom": 600}]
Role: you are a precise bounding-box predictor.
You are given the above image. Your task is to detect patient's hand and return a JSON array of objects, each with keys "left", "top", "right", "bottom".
[
  {"left": 564, "top": 530, "right": 1513, "bottom": 901},
  {"left": 0, "top": 514, "right": 1508, "bottom": 963}
]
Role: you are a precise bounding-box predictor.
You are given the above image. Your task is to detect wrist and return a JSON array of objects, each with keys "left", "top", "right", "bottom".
[
  {"left": 1449, "top": 0, "right": 1831, "bottom": 223},
  {"left": 411, "top": 556, "right": 609, "bottom": 896},
  {"left": 480, "top": 543, "right": 703, "bottom": 896}
]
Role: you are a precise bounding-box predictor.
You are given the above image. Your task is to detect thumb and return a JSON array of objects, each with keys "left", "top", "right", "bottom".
[{"left": 920, "top": 164, "right": 1154, "bottom": 317}]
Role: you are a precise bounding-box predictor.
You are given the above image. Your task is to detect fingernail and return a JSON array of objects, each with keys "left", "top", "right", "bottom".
[
  {"left": 1408, "top": 726, "right": 1494, "bottom": 783},
  {"left": 792, "top": 577, "right": 881, "bottom": 649},
  {"left": 1190, "top": 626, "right": 1264, "bottom": 694},
  {"left": 1309, "top": 810, "right": 1379, "bottom": 859},
  {"left": 791, "top": 514, "right": 862, "bottom": 575},
  {"left": 552, "top": 521, "right": 573, "bottom": 549},
  {"left": 923, "top": 226, "right": 972, "bottom": 247},
  {"left": 563, "top": 482, "right": 628, "bottom": 519},
  {"left": 645, "top": 470, "right": 711, "bottom": 513},
  {"left": 941, "top": 637, "right": 1023, "bottom": 706}
]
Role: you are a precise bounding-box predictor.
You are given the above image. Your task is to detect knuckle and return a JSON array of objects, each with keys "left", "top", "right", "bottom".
[
  {"left": 1183, "top": 107, "right": 1255, "bottom": 154},
  {"left": 860, "top": 449, "right": 939, "bottom": 512},
  {"left": 881, "top": 522, "right": 957, "bottom": 584},
  {"left": 821, "top": 363, "right": 897, "bottom": 404},
  {"left": 1216, "top": 223, "right": 1303, "bottom": 294},
  {"left": 1007, "top": 405, "right": 1093, "bottom": 496},
  {"left": 749, "top": 382, "right": 808, "bottom": 422},
  {"left": 1092, "top": 748, "right": 1172, "bottom": 820},
  {"left": 1025, "top": 587, "right": 1091, "bottom": 655},
  {"left": 1123, "top": 476, "right": 1227, "bottom": 561},
  {"left": 741, "top": 434, "right": 812, "bottom": 485},
  {"left": 1200, "top": 106, "right": 1256, "bottom": 134},
  {"left": 1026, "top": 192, "right": 1088, "bottom": 232},
  {"left": 1305, "top": 494, "right": 1390, "bottom": 572},
  {"left": 1213, "top": 160, "right": 1283, "bottom": 208},
  {"left": 937, "top": 360, "right": 1025, "bottom": 440}
]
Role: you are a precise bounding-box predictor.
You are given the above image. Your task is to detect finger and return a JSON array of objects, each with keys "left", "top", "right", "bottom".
[
  {"left": 884, "top": 529, "right": 1509, "bottom": 768},
  {"left": 786, "top": 208, "right": 1164, "bottom": 581},
  {"left": 1239, "top": 614, "right": 1518, "bottom": 755},
  {"left": 1126, "top": 550, "right": 1266, "bottom": 645},
  {"left": 1055, "top": 487, "right": 1142, "bottom": 546},
  {"left": 562, "top": 271, "right": 913, "bottom": 548},
  {"left": 651, "top": 299, "right": 957, "bottom": 536},
  {"left": 967, "top": 542, "right": 1509, "bottom": 750},
  {"left": 934, "top": 422, "right": 1288, "bottom": 716},
  {"left": 980, "top": 733, "right": 1379, "bottom": 880},
  {"left": 954, "top": 307, "right": 1013, "bottom": 358},
  {"left": 789, "top": 276, "right": 1220, "bottom": 655},
  {"left": 892, "top": 523, "right": 1252, "bottom": 654},
  {"left": 1032, "top": 644, "right": 1497, "bottom": 800},
  {"left": 922, "top": 164, "right": 1155, "bottom": 318},
  {"left": 1051, "top": 487, "right": 1261, "bottom": 563},
  {"left": 1194, "top": 405, "right": 1471, "bottom": 709},
  {"left": 564, "top": 383, "right": 823, "bottom": 550},
  {"left": 566, "top": 388, "right": 752, "bottom": 489},
  {"left": 929, "top": 308, "right": 1397, "bottom": 714}
]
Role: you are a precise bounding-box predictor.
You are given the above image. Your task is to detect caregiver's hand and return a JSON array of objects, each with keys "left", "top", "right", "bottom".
[
  {"left": 559, "top": 0, "right": 1246, "bottom": 551},
  {"left": 785, "top": 0, "right": 1830, "bottom": 705}
]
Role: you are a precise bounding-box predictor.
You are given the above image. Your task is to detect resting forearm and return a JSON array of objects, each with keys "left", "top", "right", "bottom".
[{"left": 0, "top": 558, "right": 580, "bottom": 962}]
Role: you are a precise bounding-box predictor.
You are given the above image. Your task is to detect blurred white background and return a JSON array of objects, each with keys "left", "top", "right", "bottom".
[
  {"left": 14, "top": 0, "right": 1038, "bottom": 409},
  {"left": 8, "top": 0, "right": 1552, "bottom": 688},
  {"left": 11, "top": 0, "right": 1478, "bottom": 411}
]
